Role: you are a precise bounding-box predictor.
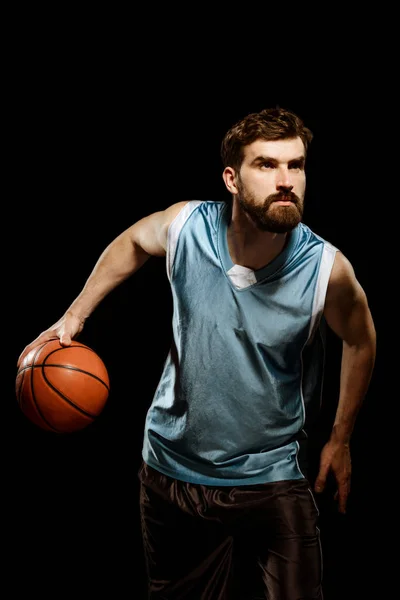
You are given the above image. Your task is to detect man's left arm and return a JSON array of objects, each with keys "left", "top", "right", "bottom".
[{"left": 314, "top": 251, "right": 377, "bottom": 513}]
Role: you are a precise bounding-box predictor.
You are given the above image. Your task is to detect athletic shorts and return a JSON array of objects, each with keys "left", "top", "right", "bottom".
[{"left": 138, "top": 461, "right": 323, "bottom": 600}]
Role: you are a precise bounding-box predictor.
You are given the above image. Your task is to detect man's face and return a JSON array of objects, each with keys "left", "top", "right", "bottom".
[{"left": 235, "top": 138, "right": 306, "bottom": 233}]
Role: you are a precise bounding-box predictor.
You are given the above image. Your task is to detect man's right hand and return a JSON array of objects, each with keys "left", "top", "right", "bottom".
[{"left": 17, "top": 312, "right": 85, "bottom": 368}]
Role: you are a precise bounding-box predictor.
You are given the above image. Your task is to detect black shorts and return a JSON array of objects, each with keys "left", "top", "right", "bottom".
[{"left": 138, "top": 462, "right": 323, "bottom": 600}]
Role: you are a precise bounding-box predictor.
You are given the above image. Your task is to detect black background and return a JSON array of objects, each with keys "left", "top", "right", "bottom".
[{"left": 6, "top": 18, "right": 390, "bottom": 600}]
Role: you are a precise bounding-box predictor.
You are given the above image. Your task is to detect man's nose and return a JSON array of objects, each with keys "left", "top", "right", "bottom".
[
  {"left": 277, "top": 183, "right": 294, "bottom": 193},
  {"left": 276, "top": 168, "right": 293, "bottom": 190}
]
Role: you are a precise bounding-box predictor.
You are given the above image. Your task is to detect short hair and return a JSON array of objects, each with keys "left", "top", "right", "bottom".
[{"left": 221, "top": 107, "right": 314, "bottom": 171}]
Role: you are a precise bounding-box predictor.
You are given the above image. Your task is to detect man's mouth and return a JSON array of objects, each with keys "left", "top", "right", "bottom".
[{"left": 273, "top": 199, "right": 294, "bottom": 205}]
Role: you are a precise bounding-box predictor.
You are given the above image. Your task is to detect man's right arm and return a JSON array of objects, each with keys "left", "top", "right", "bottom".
[{"left": 17, "top": 201, "right": 189, "bottom": 366}]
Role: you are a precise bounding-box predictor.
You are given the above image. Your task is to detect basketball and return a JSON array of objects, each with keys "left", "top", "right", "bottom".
[{"left": 16, "top": 338, "right": 110, "bottom": 433}]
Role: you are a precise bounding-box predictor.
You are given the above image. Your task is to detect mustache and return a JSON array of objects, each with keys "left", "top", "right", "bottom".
[{"left": 267, "top": 191, "right": 300, "bottom": 205}]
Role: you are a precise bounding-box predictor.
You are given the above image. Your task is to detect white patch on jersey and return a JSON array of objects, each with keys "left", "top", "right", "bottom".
[{"left": 226, "top": 264, "right": 257, "bottom": 289}]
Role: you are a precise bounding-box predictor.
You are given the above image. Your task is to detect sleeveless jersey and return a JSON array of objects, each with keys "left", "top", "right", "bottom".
[{"left": 142, "top": 200, "right": 338, "bottom": 486}]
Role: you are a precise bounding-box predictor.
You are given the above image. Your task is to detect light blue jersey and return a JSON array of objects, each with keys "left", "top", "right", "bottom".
[{"left": 142, "top": 201, "right": 338, "bottom": 486}]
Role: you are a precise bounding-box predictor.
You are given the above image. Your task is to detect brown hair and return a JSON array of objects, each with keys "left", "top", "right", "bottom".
[{"left": 221, "top": 107, "right": 314, "bottom": 171}]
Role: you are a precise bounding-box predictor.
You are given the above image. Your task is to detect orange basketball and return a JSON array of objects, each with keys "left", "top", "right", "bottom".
[{"left": 16, "top": 338, "right": 110, "bottom": 433}]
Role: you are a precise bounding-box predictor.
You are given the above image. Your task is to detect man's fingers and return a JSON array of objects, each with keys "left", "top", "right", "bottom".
[
  {"left": 314, "top": 466, "right": 329, "bottom": 493},
  {"left": 336, "top": 481, "right": 350, "bottom": 514},
  {"left": 59, "top": 334, "right": 72, "bottom": 346},
  {"left": 17, "top": 333, "right": 59, "bottom": 367}
]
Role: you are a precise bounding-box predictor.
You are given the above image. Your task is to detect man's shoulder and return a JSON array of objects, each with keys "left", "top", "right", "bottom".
[
  {"left": 299, "top": 222, "right": 339, "bottom": 252},
  {"left": 168, "top": 200, "right": 226, "bottom": 224}
]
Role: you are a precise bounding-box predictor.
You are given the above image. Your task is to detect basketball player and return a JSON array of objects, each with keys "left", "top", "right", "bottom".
[{"left": 17, "top": 107, "right": 376, "bottom": 599}]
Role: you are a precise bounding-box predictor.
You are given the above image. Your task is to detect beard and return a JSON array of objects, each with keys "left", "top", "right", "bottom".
[{"left": 237, "top": 181, "right": 304, "bottom": 233}]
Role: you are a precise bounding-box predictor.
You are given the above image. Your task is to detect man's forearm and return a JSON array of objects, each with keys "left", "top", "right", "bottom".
[
  {"left": 67, "top": 232, "right": 151, "bottom": 322},
  {"left": 331, "top": 339, "right": 376, "bottom": 444}
]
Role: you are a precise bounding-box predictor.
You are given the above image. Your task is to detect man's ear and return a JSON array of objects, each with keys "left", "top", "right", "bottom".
[{"left": 222, "top": 167, "right": 239, "bottom": 195}]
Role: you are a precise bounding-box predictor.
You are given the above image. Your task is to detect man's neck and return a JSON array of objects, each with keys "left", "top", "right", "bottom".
[{"left": 227, "top": 211, "right": 288, "bottom": 270}]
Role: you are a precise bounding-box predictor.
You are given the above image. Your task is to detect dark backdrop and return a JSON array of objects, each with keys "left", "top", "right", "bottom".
[{"left": 7, "top": 31, "right": 389, "bottom": 600}]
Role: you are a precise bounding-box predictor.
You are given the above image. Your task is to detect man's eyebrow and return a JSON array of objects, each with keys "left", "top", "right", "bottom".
[{"left": 251, "top": 155, "right": 306, "bottom": 167}]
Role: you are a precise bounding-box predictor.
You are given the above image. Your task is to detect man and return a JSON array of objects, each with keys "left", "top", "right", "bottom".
[{"left": 18, "top": 107, "right": 376, "bottom": 599}]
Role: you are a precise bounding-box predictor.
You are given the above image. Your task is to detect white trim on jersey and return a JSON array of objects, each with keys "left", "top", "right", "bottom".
[
  {"left": 308, "top": 242, "right": 338, "bottom": 341},
  {"left": 166, "top": 201, "right": 203, "bottom": 281}
]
